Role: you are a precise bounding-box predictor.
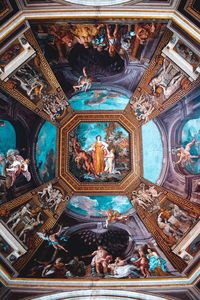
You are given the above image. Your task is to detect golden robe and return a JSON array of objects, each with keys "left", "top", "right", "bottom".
[{"left": 93, "top": 141, "right": 105, "bottom": 174}]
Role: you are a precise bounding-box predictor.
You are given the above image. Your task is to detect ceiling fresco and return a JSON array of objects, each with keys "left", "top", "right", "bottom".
[
  {"left": 30, "top": 22, "right": 165, "bottom": 100},
  {"left": 0, "top": 90, "right": 57, "bottom": 203},
  {"left": 0, "top": 1, "right": 200, "bottom": 299},
  {"left": 68, "top": 121, "right": 130, "bottom": 182}
]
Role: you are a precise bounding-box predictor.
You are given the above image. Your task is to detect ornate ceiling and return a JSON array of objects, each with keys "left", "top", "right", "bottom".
[{"left": 0, "top": 1, "right": 200, "bottom": 300}]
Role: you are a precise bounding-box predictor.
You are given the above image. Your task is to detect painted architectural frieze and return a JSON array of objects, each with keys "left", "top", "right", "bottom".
[
  {"left": 128, "top": 31, "right": 200, "bottom": 123},
  {"left": 131, "top": 181, "right": 200, "bottom": 271},
  {"left": 0, "top": 30, "right": 70, "bottom": 124}
]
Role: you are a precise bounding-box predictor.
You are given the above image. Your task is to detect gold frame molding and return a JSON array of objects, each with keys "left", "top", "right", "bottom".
[
  {"left": 185, "top": 0, "right": 200, "bottom": 22},
  {"left": 59, "top": 113, "right": 141, "bottom": 193}
]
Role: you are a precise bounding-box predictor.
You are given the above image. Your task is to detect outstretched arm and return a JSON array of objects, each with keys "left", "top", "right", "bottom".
[
  {"left": 106, "top": 24, "right": 112, "bottom": 39},
  {"left": 174, "top": 157, "right": 182, "bottom": 165},
  {"left": 185, "top": 138, "right": 196, "bottom": 151},
  {"left": 55, "top": 225, "right": 62, "bottom": 236},
  {"left": 36, "top": 212, "right": 42, "bottom": 223},
  {"left": 113, "top": 24, "right": 119, "bottom": 37},
  {"left": 82, "top": 67, "right": 87, "bottom": 77}
]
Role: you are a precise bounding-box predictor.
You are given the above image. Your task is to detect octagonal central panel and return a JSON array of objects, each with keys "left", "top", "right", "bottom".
[
  {"left": 69, "top": 121, "right": 130, "bottom": 183},
  {"left": 60, "top": 114, "right": 141, "bottom": 193}
]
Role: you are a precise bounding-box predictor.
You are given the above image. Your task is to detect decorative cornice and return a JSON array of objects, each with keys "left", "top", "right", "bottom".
[{"left": 0, "top": 9, "right": 199, "bottom": 43}]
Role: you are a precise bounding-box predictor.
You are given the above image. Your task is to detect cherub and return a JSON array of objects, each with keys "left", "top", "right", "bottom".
[
  {"left": 37, "top": 225, "right": 69, "bottom": 254},
  {"left": 130, "top": 94, "right": 154, "bottom": 123},
  {"left": 100, "top": 209, "right": 129, "bottom": 228},
  {"left": 73, "top": 67, "right": 93, "bottom": 92},
  {"left": 174, "top": 139, "right": 199, "bottom": 166},
  {"left": 131, "top": 191, "right": 149, "bottom": 210}
]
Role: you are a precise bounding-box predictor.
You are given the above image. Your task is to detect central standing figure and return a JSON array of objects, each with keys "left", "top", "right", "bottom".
[{"left": 91, "top": 135, "right": 108, "bottom": 176}]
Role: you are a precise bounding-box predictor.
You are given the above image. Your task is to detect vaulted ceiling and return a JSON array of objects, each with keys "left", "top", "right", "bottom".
[{"left": 0, "top": 1, "right": 200, "bottom": 300}]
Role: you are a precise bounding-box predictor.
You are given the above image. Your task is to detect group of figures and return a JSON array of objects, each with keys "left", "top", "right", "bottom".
[
  {"left": 38, "top": 183, "right": 68, "bottom": 212},
  {"left": 69, "top": 122, "right": 129, "bottom": 182},
  {"left": 42, "top": 92, "right": 69, "bottom": 121},
  {"left": 157, "top": 202, "right": 197, "bottom": 244},
  {"left": 5, "top": 203, "right": 44, "bottom": 245},
  {"left": 1, "top": 182, "right": 68, "bottom": 246},
  {"left": 0, "top": 149, "right": 31, "bottom": 201},
  {"left": 6, "top": 57, "right": 69, "bottom": 121},
  {"left": 35, "top": 22, "right": 163, "bottom": 63},
  {"left": 27, "top": 231, "right": 170, "bottom": 279},
  {"left": 131, "top": 183, "right": 161, "bottom": 213},
  {"left": 130, "top": 57, "right": 189, "bottom": 122},
  {"left": 131, "top": 184, "right": 198, "bottom": 245},
  {"left": 73, "top": 135, "right": 117, "bottom": 177}
]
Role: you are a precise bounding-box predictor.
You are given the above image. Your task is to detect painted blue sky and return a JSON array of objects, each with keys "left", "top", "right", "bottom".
[
  {"left": 35, "top": 121, "right": 57, "bottom": 181},
  {"left": 69, "top": 89, "right": 130, "bottom": 111},
  {"left": 67, "top": 195, "right": 132, "bottom": 216},
  {"left": 181, "top": 117, "right": 200, "bottom": 174},
  {"left": 0, "top": 120, "right": 16, "bottom": 175},
  {"left": 142, "top": 120, "right": 163, "bottom": 183}
]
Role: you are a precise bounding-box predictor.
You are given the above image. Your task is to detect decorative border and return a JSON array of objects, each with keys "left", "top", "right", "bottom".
[
  {"left": 185, "top": 0, "right": 200, "bottom": 22},
  {"left": 59, "top": 113, "right": 141, "bottom": 193},
  {"left": 0, "top": 0, "right": 12, "bottom": 20},
  {"left": 127, "top": 28, "right": 200, "bottom": 124},
  {"left": 0, "top": 28, "right": 72, "bottom": 125}
]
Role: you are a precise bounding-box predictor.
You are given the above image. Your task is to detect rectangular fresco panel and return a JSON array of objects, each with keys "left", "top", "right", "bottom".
[
  {"left": 68, "top": 121, "right": 130, "bottom": 182},
  {"left": 31, "top": 21, "right": 166, "bottom": 103},
  {"left": 20, "top": 194, "right": 178, "bottom": 279}
]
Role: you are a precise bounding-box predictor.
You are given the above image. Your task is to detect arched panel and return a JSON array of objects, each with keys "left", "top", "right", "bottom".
[
  {"left": 181, "top": 117, "right": 200, "bottom": 174},
  {"left": 35, "top": 121, "right": 57, "bottom": 183},
  {"left": 142, "top": 120, "right": 163, "bottom": 184},
  {"left": 0, "top": 120, "right": 16, "bottom": 175}
]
